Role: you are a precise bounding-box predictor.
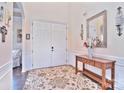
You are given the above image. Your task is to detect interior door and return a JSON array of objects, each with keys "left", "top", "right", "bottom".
[
  {"left": 32, "top": 21, "right": 52, "bottom": 68},
  {"left": 52, "top": 23, "right": 67, "bottom": 66}
]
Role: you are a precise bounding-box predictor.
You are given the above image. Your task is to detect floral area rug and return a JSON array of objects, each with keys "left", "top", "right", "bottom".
[{"left": 23, "top": 65, "right": 101, "bottom": 90}]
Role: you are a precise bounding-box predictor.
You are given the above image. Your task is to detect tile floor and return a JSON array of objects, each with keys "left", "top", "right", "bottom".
[{"left": 12, "top": 66, "right": 28, "bottom": 90}]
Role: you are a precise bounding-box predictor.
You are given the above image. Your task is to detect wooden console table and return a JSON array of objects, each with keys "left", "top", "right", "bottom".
[{"left": 75, "top": 55, "right": 116, "bottom": 90}]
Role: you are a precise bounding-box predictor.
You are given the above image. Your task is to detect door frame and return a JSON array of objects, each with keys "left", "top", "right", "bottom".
[{"left": 31, "top": 19, "right": 68, "bottom": 69}]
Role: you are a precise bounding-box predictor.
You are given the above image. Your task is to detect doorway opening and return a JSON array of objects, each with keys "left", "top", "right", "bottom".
[{"left": 12, "top": 2, "right": 26, "bottom": 90}]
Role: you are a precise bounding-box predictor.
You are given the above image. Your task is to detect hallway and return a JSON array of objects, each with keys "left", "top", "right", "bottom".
[{"left": 13, "top": 67, "right": 28, "bottom": 90}]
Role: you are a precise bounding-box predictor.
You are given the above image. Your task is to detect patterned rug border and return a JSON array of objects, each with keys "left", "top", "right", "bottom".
[{"left": 30, "top": 64, "right": 75, "bottom": 71}]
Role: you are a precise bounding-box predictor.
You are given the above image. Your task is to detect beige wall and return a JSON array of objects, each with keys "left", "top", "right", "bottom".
[
  {"left": 0, "top": 3, "right": 13, "bottom": 66},
  {"left": 68, "top": 3, "right": 124, "bottom": 89},
  {"left": 22, "top": 2, "right": 124, "bottom": 71},
  {"left": 68, "top": 2, "right": 124, "bottom": 58},
  {"left": 21, "top": 2, "right": 124, "bottom": 89},
  {"left": 0, "top": 2, "right": 13, "bottom": 89}
]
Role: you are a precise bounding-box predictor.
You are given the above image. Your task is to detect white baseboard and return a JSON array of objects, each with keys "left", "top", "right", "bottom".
[
  {"left": 0, "top": 62, "right": 11, "bottom": 80},
  {"left": 0, "top": 61, "right": 12, "bottom": 90}
]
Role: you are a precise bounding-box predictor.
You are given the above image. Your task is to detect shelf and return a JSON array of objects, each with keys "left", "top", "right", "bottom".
[{"left": 82, "top": 69, "right": 113, "bottom": 89}]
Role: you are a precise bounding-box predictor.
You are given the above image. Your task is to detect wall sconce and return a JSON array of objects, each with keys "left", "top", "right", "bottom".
[
  {"left": 116, "top": 6, "right": 124, "bottom": 36},
  {"left": 80, "top": 24, "right": 84, "bottom": 40},
  {"left": 0, "top": 3, "right": 11, "bottom": 43},
  {"left": 0, "top": 6, "right": 4, "bottom": 22},
  {"left": 0, "top": 26, "right": 7, "bottom": 42},
  {"left": 0, "top": 3, "right": 11, "bottom": 27}
]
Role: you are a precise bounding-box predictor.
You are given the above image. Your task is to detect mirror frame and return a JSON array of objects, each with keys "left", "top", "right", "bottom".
[{"left": 87, "top": 10, "right": 107, "bottom": 48}]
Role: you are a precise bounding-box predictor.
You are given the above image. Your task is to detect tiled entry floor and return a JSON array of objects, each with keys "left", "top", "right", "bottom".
[{"left": 12, "top": 67, "right": 28, "bottom": 90}]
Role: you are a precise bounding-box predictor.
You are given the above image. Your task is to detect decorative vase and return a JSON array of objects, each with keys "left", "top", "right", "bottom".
[{"left": 88, "top": 47, "right": 93, "bottom": 59}]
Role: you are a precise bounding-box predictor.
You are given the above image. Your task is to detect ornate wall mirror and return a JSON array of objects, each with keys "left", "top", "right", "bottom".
[{"left": 87, "top": 10, "right": 107, "bottom": 48}]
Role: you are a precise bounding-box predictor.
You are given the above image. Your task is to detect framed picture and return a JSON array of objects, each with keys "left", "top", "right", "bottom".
[
  {"left": 26, "top": 34, "right": 30, "bottom": 40},
  {"left": 87, "top": 10, "right": 107, "bottom": 48}
]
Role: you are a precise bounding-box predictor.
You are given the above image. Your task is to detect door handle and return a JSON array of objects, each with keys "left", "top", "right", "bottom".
[{"left": 51, "top": 46, "right": 54, "bottom": 51}]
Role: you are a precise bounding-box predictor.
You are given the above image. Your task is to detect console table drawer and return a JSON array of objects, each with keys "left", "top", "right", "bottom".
[
  {"left": 76, "top": 56, "right": 83, "bottom": 62},
  {"left": 89, "top": 61, "right": 94, "bottom": 66},
  {"left": 83, "top": 59, "right": 94, "bottom": 66},
  {"left": 94, "top": 62, "right": 102, "bottom": 68}
]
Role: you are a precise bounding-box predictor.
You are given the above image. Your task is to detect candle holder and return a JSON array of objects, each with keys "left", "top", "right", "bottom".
[{"left": 0, "top": 26, "right": 7, "bottom": 42}]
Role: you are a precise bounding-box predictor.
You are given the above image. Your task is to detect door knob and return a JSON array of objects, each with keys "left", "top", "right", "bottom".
[{"left": 51, "top": 46, "right": 54, "bottom": 51}]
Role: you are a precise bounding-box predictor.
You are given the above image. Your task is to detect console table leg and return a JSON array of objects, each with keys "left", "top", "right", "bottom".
[
  {"left": 83, "top": 63, "right": 85, "bottom": 71},
  {"left": 102, "top": 64, "right": 106, "bottom": 90},
  {"left": 111, "top": 62, "right": 115, "bottom": 90},
  {"left": 75, "top": 56, "right": 78, "bottom": 74}
]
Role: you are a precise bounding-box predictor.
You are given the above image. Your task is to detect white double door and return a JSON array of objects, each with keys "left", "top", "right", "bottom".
[{"left": 32, "top": 21, "right": 67, "bottom": 69}]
